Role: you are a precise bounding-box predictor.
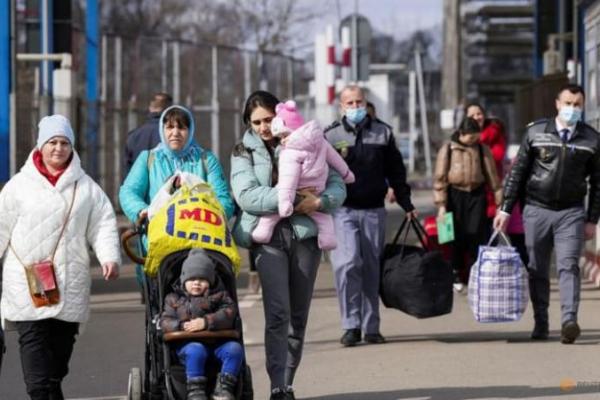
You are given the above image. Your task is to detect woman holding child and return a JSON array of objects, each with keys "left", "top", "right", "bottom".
[{"left": 230, "top": 91, "right": 347, "bottom": 399}]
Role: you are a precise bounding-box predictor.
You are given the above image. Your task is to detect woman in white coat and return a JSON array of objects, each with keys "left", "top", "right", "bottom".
[{"left": 0, "top": 115, "right": 121, "bottom": 400}]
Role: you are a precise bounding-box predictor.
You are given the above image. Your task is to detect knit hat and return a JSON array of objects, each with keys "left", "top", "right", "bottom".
[
  {"left": 180, "top": 248, "right": 216, "bottom": 286},
  {"left": 271, "top": 100, "right": 305, "bottom": 137},
  {"left": 37, "top": 115, "right": 75, "bottom": 149}
]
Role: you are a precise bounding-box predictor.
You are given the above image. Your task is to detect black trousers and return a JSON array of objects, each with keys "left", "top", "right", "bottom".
[
  {"left": 447, "top": 185, "right": 488, "bottom": 283},
  {"left": 16, "top": 319, "right": 79, "bottom": 400}
]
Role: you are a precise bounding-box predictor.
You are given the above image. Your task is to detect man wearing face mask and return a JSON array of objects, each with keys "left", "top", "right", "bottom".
[
  {"left": 325, "top": 85, "right": 417, "bottom": 347},
  {"left": 494, "top": 84, "right": 600, "bottom": 344}
]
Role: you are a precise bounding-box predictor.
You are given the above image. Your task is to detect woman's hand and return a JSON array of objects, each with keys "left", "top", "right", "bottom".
[
  {"left": 102, "top": 262, "right": 119, "bottom": 280},
  {"left": 437, "top": 206, "right": 446, "bottom": 221},
  {"left": 294, "top": 187, "right": 322, "bottom": 215},
  {"left": 183, "top": 318, "right": 206, "bottom": 332}
]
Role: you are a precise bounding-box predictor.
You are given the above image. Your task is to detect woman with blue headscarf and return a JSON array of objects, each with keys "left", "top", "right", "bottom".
[{"left": 119, "top": 105, "right": 235, "bottom": 225}]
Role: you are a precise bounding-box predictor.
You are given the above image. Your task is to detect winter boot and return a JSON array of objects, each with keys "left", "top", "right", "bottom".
[
  {"left": 211, "top": 373, "right": 237, "bottom": 400},
  {"left": 187, "top": 376, "right": 208, "bottom": 400}
]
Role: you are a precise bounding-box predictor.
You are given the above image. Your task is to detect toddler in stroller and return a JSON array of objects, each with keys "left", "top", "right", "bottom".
[{"left": 160, "top": 248, "right": 244, "bottom": 400}]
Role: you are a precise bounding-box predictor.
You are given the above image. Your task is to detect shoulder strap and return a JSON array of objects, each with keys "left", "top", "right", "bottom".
[
  {"left": 9, "top": 181, "right": 78, "bottom": 266},
  {"left": 147, "top": 151, "right": 155, "bottom": 171},
  {"left": 478, "top": 144, "right": 487, "bottom": 179},
  {"left": 201, "top": 150, "right": 209, "bottom": 179},
  {"left": 50, "top": 181, "right": 78, "bottom": 261},
  {"left": 445, "top": 142, "right": 452, "bottom": 179}
]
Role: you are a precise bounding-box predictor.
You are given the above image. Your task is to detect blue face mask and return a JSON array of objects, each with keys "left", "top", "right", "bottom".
[
  {"left": 345, "top": 107, "right": 367, "bottom": 124},
  {"left": 559, "top": 106, "right": 582, "bottom": 126}
]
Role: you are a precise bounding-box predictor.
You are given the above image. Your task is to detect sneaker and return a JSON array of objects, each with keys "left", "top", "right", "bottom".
[
  {"left": 340, "top": 329, "right": 361, "bottom": 347},
  {"left": 561, "top": 320, "right": 581, "bottom": 344},
  {"left": 453, "top": 282, "right": 465, "bottom": 293},
  {"left": 364, "top": 332, "right": 386, "bottom": 344},
  {"left": 530, "top": 322, "right": 549, "bottom": 341}
]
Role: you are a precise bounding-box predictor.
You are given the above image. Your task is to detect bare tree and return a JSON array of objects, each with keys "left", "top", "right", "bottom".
[
  {"left": 232, "top": 0, "right": 325, "bottom": 53},
  {"left": 97, "top": 0, "right": 191, "bottom": 38}
]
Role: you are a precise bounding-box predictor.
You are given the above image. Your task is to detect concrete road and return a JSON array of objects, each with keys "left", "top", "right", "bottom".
[{"left": 1, "top": 192, "right": 599, "bottom": 399}]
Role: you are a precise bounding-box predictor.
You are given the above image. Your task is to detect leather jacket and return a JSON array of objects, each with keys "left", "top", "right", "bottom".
[{"left": 501, "top": 118, "right": 600, "bottom": 223}]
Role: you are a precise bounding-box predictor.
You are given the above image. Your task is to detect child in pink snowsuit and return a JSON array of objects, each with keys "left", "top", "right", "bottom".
[{"left": 252, "top": 100, "right": 355, "bottom": 249}]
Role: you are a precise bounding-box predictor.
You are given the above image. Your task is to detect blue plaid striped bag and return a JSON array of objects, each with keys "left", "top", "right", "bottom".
[{"left": 468, "top": 231, "right": 528, "bottom": 323}]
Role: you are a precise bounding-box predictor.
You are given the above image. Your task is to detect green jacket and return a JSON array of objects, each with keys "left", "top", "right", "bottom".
[{"left": 230, "top": 129, "right": 347, "bottom": 248}]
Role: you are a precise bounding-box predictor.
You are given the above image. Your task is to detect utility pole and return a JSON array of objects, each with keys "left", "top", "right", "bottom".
[
  {"left": 441, "top": 0, "right": 461, "bottom": 110},
  {"left": 10, "top": 0, "right": 16, "bottom": 176},
  {"left": 40, "top": 0, "right": 53, "bottom": 117},
  {"left": 0, "top": 0, "right": 10, "bottom": 182},
  {"left": 86, "top": 0, "right": 99, "bottom": 178},
  {"left": 351, "top": 0, "right": 358, "bottom": 82},
  {"left": 415, "top": 44, "right": 432, "bottom": 178}
]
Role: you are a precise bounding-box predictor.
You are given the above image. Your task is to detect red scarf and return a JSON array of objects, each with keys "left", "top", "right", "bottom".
[{"left": 33, "top": 150, "right": 69, "bottom": 186}]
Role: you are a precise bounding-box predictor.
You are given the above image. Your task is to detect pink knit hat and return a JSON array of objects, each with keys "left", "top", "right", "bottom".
[{"left": 271, "top": 100, "right": 305, "bottom": 136}]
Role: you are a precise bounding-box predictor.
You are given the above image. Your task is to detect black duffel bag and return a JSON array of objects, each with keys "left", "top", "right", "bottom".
[{"left": 380, "top": 217, "right": 453, "bottom": 318}]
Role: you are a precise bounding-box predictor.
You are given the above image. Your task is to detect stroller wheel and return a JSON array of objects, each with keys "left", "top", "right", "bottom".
[{"left": 127, "top": 367, "right": 142, "bottom": 400}]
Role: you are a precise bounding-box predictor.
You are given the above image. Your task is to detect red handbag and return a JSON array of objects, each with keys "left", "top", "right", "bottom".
[{"left": 10, "top": 182, "right": 77, "bottom": 308}]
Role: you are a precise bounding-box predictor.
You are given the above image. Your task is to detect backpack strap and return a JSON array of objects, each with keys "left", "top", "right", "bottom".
[
  {"left": 147, "top": 151, "right": 155, "bottom": 171},
  {"left": 478, "top": 144, "right": 487, "bottom": 181},
  {"left": 200, "top": 150, "right": 209, "bottom": 180},
  {"left": 445, "top": 142, "right": 452, "bottom": 181}
]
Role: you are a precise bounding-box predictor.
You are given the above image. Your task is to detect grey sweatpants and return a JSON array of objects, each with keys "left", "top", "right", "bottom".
[
  {"left": 330, "top": 206, "right": 386, "bottom": 334},
  {"left": 251, "top": 220, "right": 320, "bottom": 390},
  {"left": 523, "top": 204, "right": 585, "bottom": 325}
]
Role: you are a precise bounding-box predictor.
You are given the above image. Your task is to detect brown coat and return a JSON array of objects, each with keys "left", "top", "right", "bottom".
[{"left": 433, "top": 141, "right": 503, "bottom": 207}]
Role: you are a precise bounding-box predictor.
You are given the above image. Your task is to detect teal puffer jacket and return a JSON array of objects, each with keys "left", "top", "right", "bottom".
[{"left": 230, "top": 129, "right": 347, "bottom": 248}]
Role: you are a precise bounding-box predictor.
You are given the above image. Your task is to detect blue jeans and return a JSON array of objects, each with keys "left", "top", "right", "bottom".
[{"left": 176, "top": 341, "right": 243, "bottom": 379}]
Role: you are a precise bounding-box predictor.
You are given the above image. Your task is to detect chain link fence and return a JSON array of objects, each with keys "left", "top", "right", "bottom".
[{"left": 14, "top": 32, "right": 311, "bottom": 206}]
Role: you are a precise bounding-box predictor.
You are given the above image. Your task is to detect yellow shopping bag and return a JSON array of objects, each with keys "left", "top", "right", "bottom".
[{"left": 145, "top": 182, "right": 241, "bottom": 277}]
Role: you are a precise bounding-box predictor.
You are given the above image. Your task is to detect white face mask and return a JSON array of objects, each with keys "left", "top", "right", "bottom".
[
  {"left": 345, "top": 107, "right": 367, "bottom": 124},
  {"left": 559, "top": 106, "right": 582, "bottom": 126}
]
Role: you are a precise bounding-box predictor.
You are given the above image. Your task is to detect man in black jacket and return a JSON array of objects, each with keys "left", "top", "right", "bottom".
[
  {"left": 123, "top": 92, "right": 173, "bottom": 176},
  {"left": 325, "top": 85, "right": 417, "bottom": 347},
  {"left": 494, "top": 84, "right": 600, "bottom": 344}
]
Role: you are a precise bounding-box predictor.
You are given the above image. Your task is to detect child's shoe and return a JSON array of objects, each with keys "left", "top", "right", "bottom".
[
  {"left": 187, "top": 376, "right": 207, "bottom": 400},
  {"left": 211, "top": 373, "right": 237, "bottom": 400}
]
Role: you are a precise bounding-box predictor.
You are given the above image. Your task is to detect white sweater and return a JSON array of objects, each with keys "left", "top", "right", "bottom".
[{"left": 0, "top": 150, "right": 121, "bottom": 326}]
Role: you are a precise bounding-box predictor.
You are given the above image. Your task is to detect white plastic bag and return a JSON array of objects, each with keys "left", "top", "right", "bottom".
[{"left": 147, "top": 171, "right": 207, "bottom": 219}]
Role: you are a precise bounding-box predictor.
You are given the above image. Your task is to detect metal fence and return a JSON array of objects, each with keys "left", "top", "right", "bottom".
[{"left": 14, "top": 32, "right": 311, "bottom": 206}]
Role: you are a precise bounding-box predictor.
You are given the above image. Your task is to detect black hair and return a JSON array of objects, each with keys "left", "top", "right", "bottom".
[
  {"left": 162, "top": 107, "right": 190, "bottom": 129},
  {"left": 557, "top": 83, "right": 585, "bottom": 99},
  {"left": 242, "top": 90, "right": 280, "bottom": 126},
  {"left": 458, "top": 117, "right": 481, "bottom": 135},
  {"left": 464, "top": 102, "right": 486, "bottom": 116}
]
